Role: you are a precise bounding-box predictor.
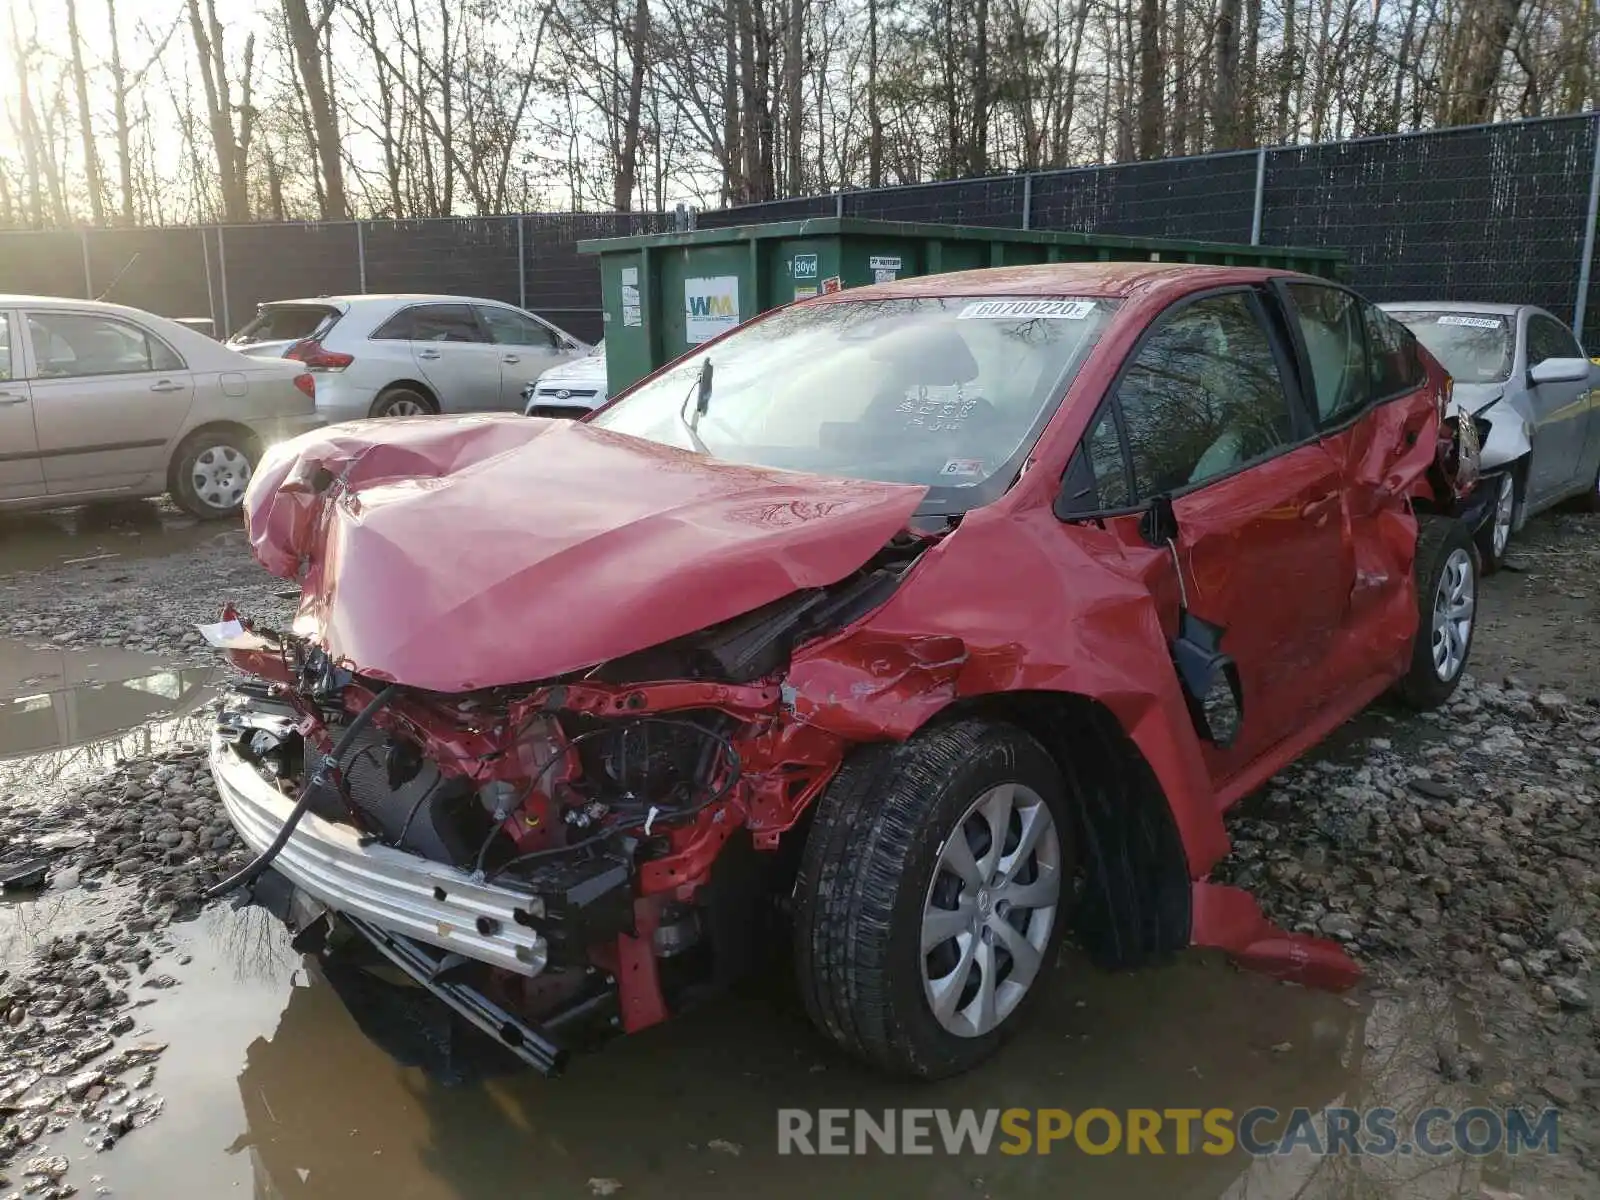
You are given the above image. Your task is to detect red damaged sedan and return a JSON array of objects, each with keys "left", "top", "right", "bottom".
[{"left": 207, "top": 263, "right": 1481, "bottom": 1079}]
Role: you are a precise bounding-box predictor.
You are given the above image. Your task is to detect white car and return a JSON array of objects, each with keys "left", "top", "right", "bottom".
[
  {"left": 521, "top": 340, "right": 609, "bottom": 417},
  {"left": 229, "top": 294, "right": 589, "bottom": 422}
]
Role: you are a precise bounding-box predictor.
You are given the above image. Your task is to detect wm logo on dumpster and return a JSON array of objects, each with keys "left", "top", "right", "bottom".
[{"left": 688, "top": 295, "right": 737, "bottom": 317}]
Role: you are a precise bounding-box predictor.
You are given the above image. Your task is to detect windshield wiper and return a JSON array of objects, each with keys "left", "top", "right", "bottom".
[{"left": 677, "top": 359, "right": 713, "bottom": 455}]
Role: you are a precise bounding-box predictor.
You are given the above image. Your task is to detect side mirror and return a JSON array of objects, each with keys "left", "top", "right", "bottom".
[
  {"left": 1139, "top": 493, "right": 1179, "bottom": 546},
  {"left": 1171, "top": 611, "right": 1245, "bottom": 748},
  {"left": 1528, "top": 356, "right": 1591, "bottom": 386}
]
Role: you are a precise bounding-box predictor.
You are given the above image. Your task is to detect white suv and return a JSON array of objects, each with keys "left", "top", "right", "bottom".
[{"left": 229, "top": 294, "right": 588, "bottom": 421}]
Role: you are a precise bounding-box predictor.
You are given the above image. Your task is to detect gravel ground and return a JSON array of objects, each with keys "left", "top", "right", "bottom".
[
  {"left": 2, "top": 503, "right": 1598, "bottom": 1195},
  {"left": 0, "top": 519, "right": 296, "bottom": 662}
]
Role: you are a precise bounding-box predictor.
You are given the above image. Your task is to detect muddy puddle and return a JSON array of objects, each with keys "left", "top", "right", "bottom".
[
  {"left": 44, "top": 912, "right": 1573, "bottom": 1200},
  {"left": 0, "top": 638, "right": 216, "bottom": 792},
  {"left": 0, "top": 501, "right": 227, "bottom": 578}
]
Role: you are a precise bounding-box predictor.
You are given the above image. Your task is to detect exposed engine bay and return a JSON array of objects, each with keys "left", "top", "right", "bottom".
[{"left": 209, "top": 536, "right": 929, "bottom": 1072}]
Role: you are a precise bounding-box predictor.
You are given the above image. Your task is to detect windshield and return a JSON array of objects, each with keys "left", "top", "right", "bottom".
[
  {"left": 1391, "top": 311, "right": 1513, "bottom": 383},
  {"left": 591, "top": 296, "right": 1115, "bottom": 513}
]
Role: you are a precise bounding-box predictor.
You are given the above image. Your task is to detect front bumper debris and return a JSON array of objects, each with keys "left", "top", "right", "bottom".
[{"left": 209, "top": 733, "right": 549, "bottom": 976}]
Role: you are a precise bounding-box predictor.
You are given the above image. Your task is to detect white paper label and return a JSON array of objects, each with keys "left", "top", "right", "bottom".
[
  {"left": 684, "top": 276, "right": 740, "bottom": 343},
  {"left": 869, "top": 255, "right": 903, "bottom": 271},
  {"left": 873, "top": 269, "right": 898, "bottom": 284},
  {"left": 957, "top": 299, "right": 1094, "bottom": 321},
  {"left": 621, "top": 267, "right": 638, "bottom": 286},
  {"left": 1436, "top": 315, "right": 1502, "bottom": 329}
]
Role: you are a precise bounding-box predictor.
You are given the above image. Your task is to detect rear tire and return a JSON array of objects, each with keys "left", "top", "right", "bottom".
[
  {"left": 171, "top": 429, "right": 258, "bottom": 520},
  {"left": 1395, "top": 517, "right": 1477, "bottom": 710},
  {"left": 370, "top": 386, "right": 436, "bottom": 418},
  {"left": 1474, "top": 466, "right": 1519, "bottom": 573},
  {"left": 1580, "top": 459, "right": 1600, "bottom": 513},
  {"left": 793, "top": 720, "right": 1074, "bottom": 1079}
]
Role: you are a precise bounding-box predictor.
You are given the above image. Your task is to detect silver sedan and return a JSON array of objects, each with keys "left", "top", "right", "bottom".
[{"left": 1382, "top": 302, "right": 1600, "bottom": 569}]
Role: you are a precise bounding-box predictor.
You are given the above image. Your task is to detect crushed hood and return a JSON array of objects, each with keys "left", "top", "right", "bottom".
[{"left": 243, "top": 416, "right": 927, "bottom": 692}]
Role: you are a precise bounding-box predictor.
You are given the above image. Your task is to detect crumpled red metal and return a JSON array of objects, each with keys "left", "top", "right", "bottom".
[{"left": 244, "top": 416, "right": 926, "bottom": 693}]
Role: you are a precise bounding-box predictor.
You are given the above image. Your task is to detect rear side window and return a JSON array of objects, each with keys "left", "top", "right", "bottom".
[
  {"left": 1285, "top": 284, "right": 1369, "bottom": 423},
  {"left": 1527, "top": 314, "right": 1581, "bottom": 366},
  {"left": 479, "top": 305, "right": 560, "bottom": 348},
  {"left": 233, "top": 305, "right": 338, "bottom": 345},
  {"left": 0, "top": 313, "right": 11, "bottom": 380},
  {"left": 25, "top": 312, "right": 186, "bottom": 378}
]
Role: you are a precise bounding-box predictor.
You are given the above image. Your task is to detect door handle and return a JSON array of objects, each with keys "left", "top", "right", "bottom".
[
  {"left": 417, "top": 349, "right": 442, "bottom": 360},
  {"left": 502, "top": 354, "right": 520, "bottom": 364},
  {"left": 0, "top": 392, "right": 27, "bottom": 406},
  {"left": 1299, "top": 492, "right": 1339, "bottom": 521},
  {"left": 150, "top": 380, "right": 185, "bottom": 393}
]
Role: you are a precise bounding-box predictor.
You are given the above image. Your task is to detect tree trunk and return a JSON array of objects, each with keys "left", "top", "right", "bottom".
[
  {"left": 1456, "top": 0, "right": 1525, "bottom": 123},
  {"left": 1276, "top": 0, "right": 1296, "bottom": 140},
  {"left": 723, "top": 5, "right": 742, "bottom": 203},
  {"left": 66, "top": 0, "right": 106, "bottom": 223},
  {"left": 282, "top": 0, "right": 346, "bottom": 218},
  {"left": 1213, "top": 0, "right": 1242, "bottom": 149},
  {"left": 1240, "top": 0, "right": 1260, "bottom": 143},
  {"left": 7, "top": 9, "right": 44, "bottom": 228},
  {"left": 1136, "top": 0, "right": 1162, "bottom": 159},
  {"left": 971, "top": 0, "right": 990, "bottom": 174},
  {"left": 106, "top": 0, "right": 134, "bottom": 223},
  {"left": 867, "top": 0, "right": 882, "bottom": 187},
  {"left": 785, "top": 0, "right": 804, "bottom": 193},
  {"left": 613, "top": 0, "right": 649, "bottom": 210}
]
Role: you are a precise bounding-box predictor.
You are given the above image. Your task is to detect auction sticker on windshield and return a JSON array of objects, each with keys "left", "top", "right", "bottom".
[
  {"left": 1436, "top": 315, "right": 1502, "bottom": 328},
  {"left": 958, "top": 299, "right": 1095, "bottom": 320}
]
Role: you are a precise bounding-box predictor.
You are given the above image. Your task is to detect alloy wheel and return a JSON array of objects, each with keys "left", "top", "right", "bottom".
[
  {"left": 920, "top": 783, "right": 1061, "bottom": 1038},
  {"left": 1431, "top": 547, "right": 1475, "bottom": 682},
  {"left": 1491, "top": 473, "right": 1514, "bottom": 559}
]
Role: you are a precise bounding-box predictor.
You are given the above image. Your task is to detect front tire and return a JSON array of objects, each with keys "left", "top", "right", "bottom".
[
  {"left": 1475, "top": 467, "right": 1518, "bottom": 573},
  {"left": 1395, "top": 517, "right": 1477, "bottom": 710},
  {"left": 793, "top": 720, "right": 1074, "bottom": 1078},
  {"left": 171, "top": 430, "right": 257, "bottom": 519}
]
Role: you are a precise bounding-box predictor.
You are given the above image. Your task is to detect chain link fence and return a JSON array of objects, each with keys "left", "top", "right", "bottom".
[
  {"left": 0, "top": 211, "right": 672, "bottom": 345},
  {"left": 702, "top": 113, "right": 1600, "bottom": 347}
]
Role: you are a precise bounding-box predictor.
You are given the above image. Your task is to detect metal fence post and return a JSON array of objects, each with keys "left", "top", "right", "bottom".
[
  {"left": 200, "top": 226, "right": 216, "bottom": 333},
  {"left": 517, "top": 216, "right": 527, "bottom": 310},
  {"left": 835, "top": 190, "right": 845, "bottom": 219},
  {"left": 1573, "top": 114, "right": 1600, "bottom": 338},
  {"left": 1021, "top": 173, "right": 1033, "bottom": 230},
  {"left": 1250, "top": 147, "right": 1268, "bottom": 246},
  {"left": 79, "top": 229, "right": 93, "bottom": 298},
  {"left": 216, "top": 225, "right": 231, "bottom": 338},
  {"left": 356, "top": 220, "right": 368, "bottom": 293}
]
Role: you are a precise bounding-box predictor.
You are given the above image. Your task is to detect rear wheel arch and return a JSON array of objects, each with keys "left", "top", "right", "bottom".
[
  {"left": 165, "top": 421, "right": 261, "bottom": 494},
  {"left": 167, "top": 422, "right": 263, "bottom": 518},
  {"left": 373, "top": 380, "right": 439, "bottom": 416}
]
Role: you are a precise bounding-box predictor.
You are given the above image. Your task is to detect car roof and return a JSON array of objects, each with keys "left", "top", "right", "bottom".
[
  {"left": 811, "top": 261, "right": 1322, "bottom": 306},
  {"left": 259, "top": 294, "right": 518, "bottom": 308},
  {"left": 0, "top": 293, "right": 169, "bottom": 313},
  {"left": 1380, "top": 301, "right": 1526, "bottom": 317}
]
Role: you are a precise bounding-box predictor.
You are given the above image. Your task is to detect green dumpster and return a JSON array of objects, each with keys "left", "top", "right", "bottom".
[{"left": 578, "top": 216, "right": 1347, "bottom": 394}]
